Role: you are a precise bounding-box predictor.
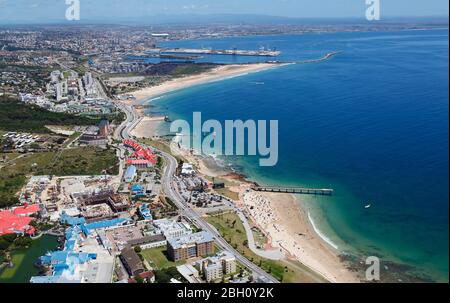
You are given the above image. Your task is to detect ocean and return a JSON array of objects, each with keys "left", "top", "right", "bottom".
[{"left": 147, "top": 29, "right": 449, "bottom": 282}]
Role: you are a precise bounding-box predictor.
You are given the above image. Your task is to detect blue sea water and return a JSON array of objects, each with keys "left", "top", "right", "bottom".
[{"left": 148, "top": 29, "right": 449, "bottom": 281}]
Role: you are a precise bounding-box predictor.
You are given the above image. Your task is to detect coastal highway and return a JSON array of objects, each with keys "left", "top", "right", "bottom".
[{"left": 114, "top": 101, "right": 279, "bottom": 283}]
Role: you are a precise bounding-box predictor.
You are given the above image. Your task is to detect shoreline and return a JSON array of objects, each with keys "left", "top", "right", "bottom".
[
  {"left": 130, "top": 62, "right": 290, "bottom": 104},
  {"left": 121, "top": 62, "right": 360, "bottom": 282},
  {"left": 128, "top": 62, "right": 290, "bottom": 139},
  {"left": 167, "top": 136, "right": 360, "bottom": 283}
]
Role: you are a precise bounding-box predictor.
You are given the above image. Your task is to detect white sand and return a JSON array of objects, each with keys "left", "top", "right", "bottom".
[
  {"left": 124, "top": 62, "right": 359, "bottom": 282},
  {"left": 130, "top": 116, "right": 165, "bottom": 139},
  {"left": 243, "top": 191, "right": 360, "bottom": 283},
  {"left": 131, "top": 63, "right": 284, "bottom": 103}
]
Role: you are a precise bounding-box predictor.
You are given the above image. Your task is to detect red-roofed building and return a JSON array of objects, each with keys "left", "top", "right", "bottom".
[
  {"left": 123, "top": 139, "right": 157, "bottom": 166},
  {"left": 0, "top": 204, "right": 39, "bottom": 236},
  {"left": 0, "top": 210, "right": 37, "bottom": 236},
  {"left": 13, "top": 204, "right": 40, "bottom": 217}
]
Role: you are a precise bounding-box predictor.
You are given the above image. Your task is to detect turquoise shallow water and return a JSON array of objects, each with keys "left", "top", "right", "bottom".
[{"left": 148, "top": 29, "right": 449, "bottom": 281}]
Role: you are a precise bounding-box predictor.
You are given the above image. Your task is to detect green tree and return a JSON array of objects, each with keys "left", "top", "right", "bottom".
[
  {"left": 135, "top": 275, "right": 144, "bottom": 283},
  {"left": 155, "top": 270, "right": 171, "bottom": 283}
]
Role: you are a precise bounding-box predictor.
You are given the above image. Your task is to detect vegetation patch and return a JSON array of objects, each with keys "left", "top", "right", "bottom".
[
  {"left": 0, "top": 96, "right": 99, "bottom": 133},
  {"left": 206, "top": 211, "right": 327, "bottom": 283},
  {"left": 0, "top": 147, "right": 118, "bottom": 208},
  {"left": 141, "top": 246, "right": 185, "bottom": 270}
]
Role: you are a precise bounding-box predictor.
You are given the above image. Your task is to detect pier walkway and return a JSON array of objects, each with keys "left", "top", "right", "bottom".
[{"left": 252, "top": 186, "right": 334, "bottom": 196}]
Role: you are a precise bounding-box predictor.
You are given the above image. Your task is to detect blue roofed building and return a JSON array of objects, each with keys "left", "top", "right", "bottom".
[
  {"left": 131, "top": 184, "right": 143, "bottom": 193},
  {"left": 60, "top": 211, "right": 86, "bottom": 226},
  {"left": 81, "top": 217, "right": 131, "bottom": 236},
  {"left": 139, "top": 203, "right": 153, "bottom": 221},
  {"left": 131, "top": 184, "right": 146, "bottom": 198},
  {"left": 30, "top": 216, "right": 125, "bottom": 283}
]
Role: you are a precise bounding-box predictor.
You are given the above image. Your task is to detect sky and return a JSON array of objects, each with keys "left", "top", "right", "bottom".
[{"left": 0, "top": 0, "right": 448, "bottom": 24}]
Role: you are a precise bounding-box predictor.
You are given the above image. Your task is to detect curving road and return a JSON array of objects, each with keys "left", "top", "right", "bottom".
[{"left": 114, "top": 101, "right": 279, "bottom": 283}]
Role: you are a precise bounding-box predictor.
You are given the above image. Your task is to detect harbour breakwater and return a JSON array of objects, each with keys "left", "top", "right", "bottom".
[{"left": 297, "top": 51, "right": 342, "bottom": 64}]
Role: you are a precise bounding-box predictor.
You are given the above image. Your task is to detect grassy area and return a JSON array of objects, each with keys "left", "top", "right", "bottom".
[
  {"left": 62, "top": 132, "right": 81, "bottom": 148},
  {"left": 140, "top": 246, "right": 185, "bottom": 270},
  {"left": 0, "top": 152, "right": 51, "bottom": 208},
  {"left": 252, "top": 227, "right": 269, "bottom": 249},
  {"left": 171, "top": 64, "right": 216, "bottom": 77},
  {"left": 40, "top": 147, "right": 119, "bottom": 176},
  {"left": 0, "top": 96, "right": 99, "bottom": 133},
  {"left": 214, "top": 188, "right": 240, "bottom": 201},
  {"left": 72, "top": 65, "right": 87, "bottom": 76},
  {"left": 206, "top": 211, "right": 327, "bottom": 283},
  {"left": 0, "top": 147, "right": 118, "bottom": 208},
  {"left": 140, "top": 138, "right": 172, "bottom": 155}
]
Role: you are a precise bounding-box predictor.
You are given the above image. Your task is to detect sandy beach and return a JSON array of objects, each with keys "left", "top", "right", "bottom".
[
  {"left": 130, "top": 116, "right": 165, "bottom": 139},
  {"left": 124, "top": 62, "right": 360, "bottom": 282},
  {"left": 243, "top": 191, "right": 360, "bottom": 283},
  {"left": 126, "top": 63, "right": 287, "bottom": 139},
  {"left": 167, "top": 135, "right": 359, "bottom": 282},
  {"left": 131, "top": 63, "right": 284, "bottom": 103}
]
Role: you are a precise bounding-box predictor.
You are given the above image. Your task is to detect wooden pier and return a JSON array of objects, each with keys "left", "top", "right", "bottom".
[{"left": 252, "top": 186, "right": 334, "bottom": 196}]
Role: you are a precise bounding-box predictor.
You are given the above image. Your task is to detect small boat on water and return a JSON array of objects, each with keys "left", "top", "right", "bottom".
[{"left": 365, "top": 204, "right": 372, "bottom": 209}]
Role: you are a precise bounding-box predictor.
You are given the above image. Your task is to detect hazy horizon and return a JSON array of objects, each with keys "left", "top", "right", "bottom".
[{"left": 0, "top": 0, "right": 448, "bottom": 25}]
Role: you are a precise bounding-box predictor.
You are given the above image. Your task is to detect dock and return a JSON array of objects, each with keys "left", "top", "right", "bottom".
[
  {"left": 159, "top": 47, "right": 281, "bottom": 57},
  {"left": 252, "top": 186, "right": 334, "bottom": 196}
]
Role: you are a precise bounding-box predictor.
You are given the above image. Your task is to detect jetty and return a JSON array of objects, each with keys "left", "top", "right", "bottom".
[
  {"left": 298, "top": 51, "right": 342, "bottom": 64},
  {"left": 252, "top": 186, "right": 334, "bottom": 196}
]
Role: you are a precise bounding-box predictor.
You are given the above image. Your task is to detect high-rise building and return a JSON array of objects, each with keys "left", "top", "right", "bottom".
[{"left": 56, "top": 83, "right": 62, "bottom": 101}]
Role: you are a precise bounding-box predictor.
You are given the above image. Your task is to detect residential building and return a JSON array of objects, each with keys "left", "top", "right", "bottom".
[
  {"left": 167, "top": 231, "right": 214, "bottom": 262},
  {"left": 194, "top": 251, "right": 237, "bottom": 282}
]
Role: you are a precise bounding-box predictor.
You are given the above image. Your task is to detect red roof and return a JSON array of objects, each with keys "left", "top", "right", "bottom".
[
  {"left": 13, "top": 204, "right": 40, "bottom": 216},
  {"left": 0, "top": 209, "right": 36, "bottom": 236},
  {"left": 123, "top": 139, "right": 157, "bottom": 165},
  {"left": 139, "top": 271, "right": 155, "bottom": 279}
]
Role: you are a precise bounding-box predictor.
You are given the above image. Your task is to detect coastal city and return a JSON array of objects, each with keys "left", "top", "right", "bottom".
[
  {"left": 0, "top": 0, "right": 449, "bottom": 291},
  {"left": 0, "top": 22, "right": 343, "bottom": 285}
]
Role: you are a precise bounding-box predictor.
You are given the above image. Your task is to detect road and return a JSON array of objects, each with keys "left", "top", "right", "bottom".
[{"left": 114, "top": 101, "right": 279, "bottom": 283}]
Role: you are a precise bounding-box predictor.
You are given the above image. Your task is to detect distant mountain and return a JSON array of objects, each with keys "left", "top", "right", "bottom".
[
  {"left": 74, "top": 14, "right": 450, "bottom": 26},
  {"left": 1, "top": 13, "right": 448, "bottom": 26}
]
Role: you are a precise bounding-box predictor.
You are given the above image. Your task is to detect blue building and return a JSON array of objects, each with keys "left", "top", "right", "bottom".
[
  {"left": 81, "top": 217, "right": 131, "bottom": 236},
  {"left": 139, "top": 204, "right": 153, "bottom": 221},
  {"left": 30, "top": 216, "right": 131, "bottom": 283},
  {"left": 60, "top": 212, "right": 86, "bottom": 226}
]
